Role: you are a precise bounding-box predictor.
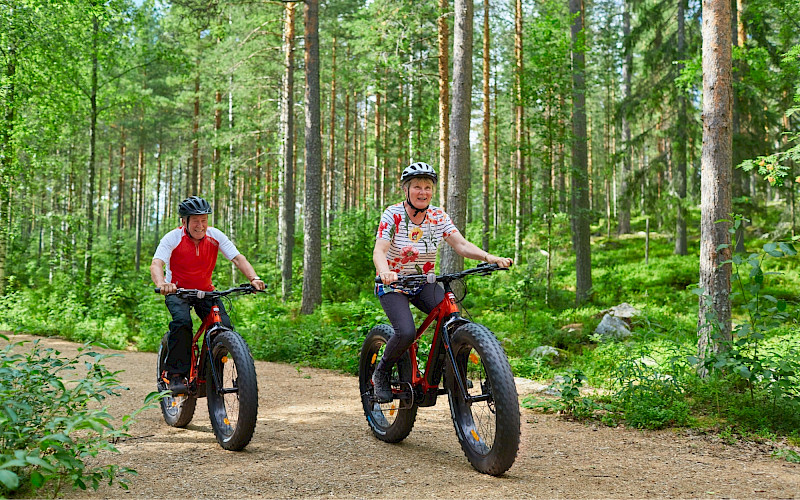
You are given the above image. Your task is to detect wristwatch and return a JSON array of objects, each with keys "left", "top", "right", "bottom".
[{"left": 251, "top": 276, "right": 261, "bottom": 281}]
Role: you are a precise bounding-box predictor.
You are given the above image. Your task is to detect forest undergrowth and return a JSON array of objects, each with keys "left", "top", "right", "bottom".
[{"left": 2, "top": 206, "right": 800, "bottom": 457}]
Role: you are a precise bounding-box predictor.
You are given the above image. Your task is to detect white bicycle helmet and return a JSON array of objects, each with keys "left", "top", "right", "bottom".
[{"left": 400, "top": 162, "right": 438, "bottom": 184}]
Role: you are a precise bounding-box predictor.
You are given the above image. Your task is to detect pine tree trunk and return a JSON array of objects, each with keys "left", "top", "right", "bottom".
[
  {"left": 570, "top": 0, "right": 592, "bottom": 305},
  {"left": 440, "top": 0, "right": 472, "bottom": 274},
  {"left": 513, "top": 0, "right": 524, "bottom": 263},
  {"left": 301, "top": 0, "right": 322, "bottom": 314},
  {"left": 697, "top": 0, "right": 733, "bottom": 369},
  {"left": 0, "top": 40, "right": 15, "bottom": 292},
  {"left": 117, "top": 128, "right": 126, "bottom": 231},
  {"left": 437, "top": 0, "right": 450, "bottom": 210},
  {"left": 373, "top": 92, "right": 381, "bottom": 210},
  {"left": 674, "top": 0, "right": 688, "bottom": 255},
  {"left": 618, "top": 0, "right": 632, "bottom": 234},
  {"left": 278, "top": 2, "right": 296, "bottom": 301},
  {"left": 481, "top": 0, "right": 491, "bottom": 252},
  {"left": 326, "top": 38, "right": 337, "bottom": 251}
]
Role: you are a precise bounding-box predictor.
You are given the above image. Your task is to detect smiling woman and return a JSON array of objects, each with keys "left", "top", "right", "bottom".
[{"left": 369, "top": 162, "right": 513, "bottom": 403}]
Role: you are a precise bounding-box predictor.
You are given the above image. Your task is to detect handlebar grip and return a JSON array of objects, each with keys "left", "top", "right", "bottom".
[
  {"left": 374, "top": 276, "right": 382, "bottom": 284},
  {"left": 154, "top": 287, "right": 161, "bottom": 294}
]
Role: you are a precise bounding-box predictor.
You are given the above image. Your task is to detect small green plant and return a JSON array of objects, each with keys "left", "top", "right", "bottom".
[
  {"left": 612, "top": 349, "right": 690, "bottom": 430},
  {"left": 523, "top": 369, "right": 598, "bottom": 419},
  {"left": 0, "top": 336, "right": 162, "bottom": 498},
  {"left": 695, "top": 224, "right": 800, "bottom": 408}
]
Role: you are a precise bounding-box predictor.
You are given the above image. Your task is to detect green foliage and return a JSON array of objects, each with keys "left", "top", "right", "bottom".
[
  {"left": 0, "top": 335, "right": 161, "bottom": 497},
  {"left": 523, "top": 369, "right": 599, "bottom": 419},
  {"left": 610, "top": 350, "right": 691, "bottom": 429}
]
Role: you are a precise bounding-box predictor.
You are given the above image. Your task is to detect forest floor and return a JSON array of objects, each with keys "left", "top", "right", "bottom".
[{"left": 7, "top": 333, "right": 800, "bottom": 499}]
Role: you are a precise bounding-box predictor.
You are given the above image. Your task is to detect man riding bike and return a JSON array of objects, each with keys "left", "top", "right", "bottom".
[
  {"left": 150, "top": 196, "right": 265, "bottom": 394},
  {"left": 371, "top": 162, "right": 512, "bottom": 403}
]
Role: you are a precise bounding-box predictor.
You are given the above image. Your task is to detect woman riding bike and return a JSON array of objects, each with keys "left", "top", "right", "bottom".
[{"left": 372, "top": 162, "right": 512, "bottom": 403}]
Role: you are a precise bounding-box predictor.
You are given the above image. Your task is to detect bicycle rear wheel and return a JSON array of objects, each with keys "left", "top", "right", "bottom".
[
  {"left": 358, "top": 324, "right": 418, "bottom": 443},
  {"left": 445, "top": 322, "right": 520, "bottom": 476},
  {"left": 157, "top": 332, "right": 197, "bottom": 428},
  {"left": 206, "top": 329, "right": 259, "bottom": 451}
]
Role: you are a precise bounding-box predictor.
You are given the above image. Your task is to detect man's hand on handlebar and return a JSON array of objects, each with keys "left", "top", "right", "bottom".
[
  {"left": 250, "top": 278, "right": 266, "bottom": 291},
  {"left": 157, "top": 282, "right": 177, "bottom": 295}
]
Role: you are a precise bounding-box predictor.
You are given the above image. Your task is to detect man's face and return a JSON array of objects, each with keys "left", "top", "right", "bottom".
[{"left": 184, "top": 214, "right": 208, "bottom": 240}]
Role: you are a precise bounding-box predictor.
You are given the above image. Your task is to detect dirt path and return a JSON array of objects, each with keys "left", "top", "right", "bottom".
[{"left": 6, "top": 334, "right": 800, "bottom": 499}]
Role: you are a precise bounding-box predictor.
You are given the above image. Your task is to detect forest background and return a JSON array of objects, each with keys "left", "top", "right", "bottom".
[{"left": 2, "top": 0, "right": 800, "bottom": 443}]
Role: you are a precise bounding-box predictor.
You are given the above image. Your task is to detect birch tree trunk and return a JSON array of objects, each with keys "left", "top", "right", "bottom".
[
  {"left": 301, "top": 0, "right": 322, "bottom": 314},
  {"left": 697, "top": 0, "right": 733, "bottom": 368},
  {"left": 278, "top": 2, "right": 296, "bottom": 301},
  {"left": 570, "top": 0, "right": 592, "bottom": 305},
  {"left": 440, "top": 0, "right": 472, "bottom": 274}
]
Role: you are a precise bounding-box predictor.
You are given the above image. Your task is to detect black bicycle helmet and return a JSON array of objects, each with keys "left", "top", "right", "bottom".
[
  {"left": 178, "top": 196, "right": 212, "bottom": 217},
  {"left": 400, "top": 162, "right": 438, "bottom": 184}
]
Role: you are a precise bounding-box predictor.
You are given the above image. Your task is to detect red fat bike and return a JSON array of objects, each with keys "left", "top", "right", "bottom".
[
  {"left": 154, "top": 284, "right": 263, "bottom": 451},
  {"left": 359, "top": 263, "right": 521, "bottom": 476}
]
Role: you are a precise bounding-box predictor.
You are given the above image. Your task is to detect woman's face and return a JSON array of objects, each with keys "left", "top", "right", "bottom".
[{"left": 405, "top": 178, "right": 434, "bottom": 208}]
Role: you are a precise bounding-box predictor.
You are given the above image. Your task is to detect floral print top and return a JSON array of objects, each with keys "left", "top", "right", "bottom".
[{"left": 375, "top": 202, "right": 459, "bottom": 296}]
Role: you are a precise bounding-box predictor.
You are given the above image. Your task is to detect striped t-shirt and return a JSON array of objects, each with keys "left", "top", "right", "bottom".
[{"left": 375, "top": 202, "right": 459, "bottom": 295}]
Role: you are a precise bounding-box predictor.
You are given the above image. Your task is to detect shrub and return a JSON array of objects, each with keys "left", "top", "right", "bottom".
[{"left": 0, "top": 335, "right": 161, "bottom": 498}]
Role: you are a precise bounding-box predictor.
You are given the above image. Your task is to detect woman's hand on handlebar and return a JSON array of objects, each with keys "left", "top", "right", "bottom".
[
  {"left": 157, "top": 282, "right": 177, "bottom": 295},
  {"left": 378, "top": 270, "right": 398, "bottom": 286},
  {"left": 486, "top": 254, "right": 513, "bottom": 268}
]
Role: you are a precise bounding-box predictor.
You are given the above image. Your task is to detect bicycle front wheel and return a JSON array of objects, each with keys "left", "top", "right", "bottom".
[
  {"left": 157, "top": 332, "right": 197, "bottom": 428},
  {"left": 445, "top": 322, "right": 520, "bottom": 476},
  {"left": 206, "top": 329, "right": 259, "bottom": 451},
  {"left": 358, "top": 324, "right": 418, "bottom": 443}
]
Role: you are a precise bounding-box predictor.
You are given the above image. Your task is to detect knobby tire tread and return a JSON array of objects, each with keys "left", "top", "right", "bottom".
[
  {"left": 207, "top": 329, "right": 259, "bottom": 451},
  {"left": 447, "top": 322, "right": 520, "bottom": 476},
  {"left": 157, "top": 333, "right": 196, "bottom": 427},
  {"left": 359, "top": 324, "right": 418, "bottom": 443}
]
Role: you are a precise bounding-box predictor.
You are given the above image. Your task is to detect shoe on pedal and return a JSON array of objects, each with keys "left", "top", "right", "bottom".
[
  {"left": 371, "top": 366, "right": 393, "bottom": 404},
  {"left": 166, "top": 373, "right": 188, "bottom": 395}
]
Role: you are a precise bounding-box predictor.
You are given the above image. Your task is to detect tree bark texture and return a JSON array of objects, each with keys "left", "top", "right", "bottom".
[
  {"left": 301, "top": 0, "right": 322, "bottom": 314},
  {"left": 278, "top": 2, "right": 296, "bottom": 302},
  {"left": 481, "top": 0, "right": 491, "bottom": 252},
  {"left": 513, "top": 0, "right": 524, "bottom": 263},
  {"left": 570, "top": 0, "right": 592, "bottom": 305},
  {"left": 674, "top": 0, "right": 688, "bottom": 255},
  {"left": 437, "top": 0, "right": 450, "bottom": 210},
  {"left": 618, "top": 0, "right": 632, "bottom": 234},
  {"left": 440, "top": 0, "right": 472, "bottom": 275},
  {"left": 697, "top": 0, "right": 733, "bottom": 364}
]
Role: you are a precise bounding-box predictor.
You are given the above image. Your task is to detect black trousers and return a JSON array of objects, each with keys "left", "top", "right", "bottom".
[
  {"left": 164, "top": 294, "right": 233, "bottom": 376},
  {"left": 377, "top": 283, "right": 445, "bottom": 369}
]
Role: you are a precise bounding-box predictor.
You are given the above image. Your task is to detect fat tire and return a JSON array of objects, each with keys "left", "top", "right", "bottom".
[
  {"left": 358, "top": 324, "right": 418, "bottom": 443},
  {"left": 157, "top": 332, "right": 197, "bottom": 427},
  {"left": 206, "top": 329, "right": 259, "bottom": 451},
  {"left": 446, "top": 322, "right": 520, "bottom": 476}
]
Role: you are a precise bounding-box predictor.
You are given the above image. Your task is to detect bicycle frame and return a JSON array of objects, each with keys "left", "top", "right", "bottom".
[
  {"left": 401, "top": 284, "right": 481, "bottom": 407},
  {"left": 188, "top": 303, "right": 225, "bottom": 395}
]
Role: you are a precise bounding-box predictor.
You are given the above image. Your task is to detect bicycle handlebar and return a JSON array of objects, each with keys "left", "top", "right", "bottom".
[
  {"left": 154, "top": 284, "right": 266, "bottom": 299},
  {"left": 374, "top": 262, "right": 510, "bottom": 287}
]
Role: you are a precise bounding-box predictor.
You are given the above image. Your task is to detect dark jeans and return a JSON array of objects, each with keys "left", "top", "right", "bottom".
[
  {"left": 377, "top": 282, "right": 445, "bottom": 370},
  {"left": 164, "top": 294, "right": 233, "bottom": 376}
]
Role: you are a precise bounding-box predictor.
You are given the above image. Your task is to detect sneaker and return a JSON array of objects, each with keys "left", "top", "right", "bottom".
[
  {"left": 371, "top": 366, "right": 393, "bottom": 403},
  {"left": 167, "top": 373, "right": 188, "bottom": 395}
]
